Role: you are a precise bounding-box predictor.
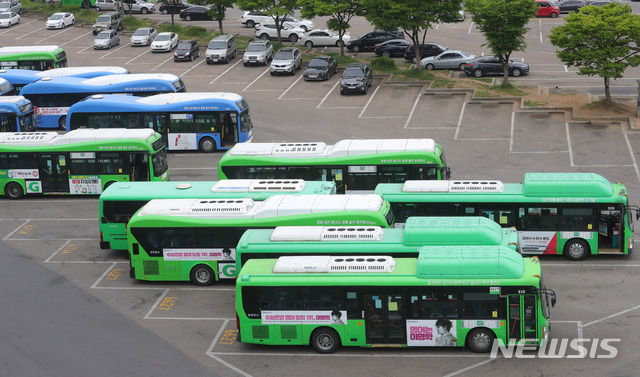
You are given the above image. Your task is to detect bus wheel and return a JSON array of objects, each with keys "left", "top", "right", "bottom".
[
  {"left": 190, "top": 265, "right": 214, "bottom": 286},
  {"left": 564, "top": 239, "right": 589, "bottom": 261},
  {"left": 104, "top": 181, "right": 116, "bottom": 190},
  {"left": 467, "top": 328, "right": 494, "bottom": 353},
  {"left": 310, "top": 328, "right": 340, "bottom": 353},
  {"left": 58, "top": 116, "right": 67, "bottom": 130},
  {"left": 4, "top": 182, "right": 23, "bottom": 200},
  {"left": 199, "top": 137, "right": 217, "bottom": 153}
]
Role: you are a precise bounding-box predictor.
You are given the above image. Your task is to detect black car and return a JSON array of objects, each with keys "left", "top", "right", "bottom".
[
  {"left": 303, "top": 56, "right": 338, "bottom": 81},
  {"left": 340, "top": 63, "right": 373, "bottom": 95},
  {"left": 374, "top": 39, "right": 412, "bottom": 58},
  {"left": 158, "top": 1, "right": 190, "bottom": 14},
  {"left": 404, "top": 42, "right": 448, "bottom": 62},
  {"left": 462, "top": 56, "right": 529, "bottom": 77},
  {"left": 558, "top": 0, "right": 585, "bottom": 12},
  {"left": 174, "top": 39, "right": 200, "bottom": 61},
  {"left": 179, "top": 6, "right": 212, "bottom": 21},
  {"left": 346, "top": 30, "right": 404, "bottom": 53}
]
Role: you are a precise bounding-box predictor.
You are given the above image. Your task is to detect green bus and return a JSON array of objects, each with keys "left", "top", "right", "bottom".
[
  {"left": 99, "top": 179, "right": 336, "bottom": 250},
  {"left": 0, "top": 46, "right": 68, "bottom": 71},
  {"left": 218, "top": 138, "right": 450, "bottom": 194},
  {"left": 375, "top": 173, "right": 640, "bottom": 261},
  {"left": 235, "top": 216, "right": 520, "bottom": 273},
  {"left": 127, "top": 194, "right": 394, "bottom": 285},
  {"left": 0, "top": 129, "right": 168, "bottom": 199},
  {"left": 235, "top": 246, "right": 556, "bottom": 353}
]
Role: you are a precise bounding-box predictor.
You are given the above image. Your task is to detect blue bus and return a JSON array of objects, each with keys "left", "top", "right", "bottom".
[
  {"left": 66, "top": 92, "right": 253, "bottom": 152},
  {"left": 20, "top": 74, "right": 186, "bottom": 129},
  {"left": 0, "top": 78, "right": 13, "bottom": 96},
  {"left": 0, "top": 66, "right": 129, "bottom": 94},
  {"left": 0, "top": 96, "right": 36, "bottom": 132}
]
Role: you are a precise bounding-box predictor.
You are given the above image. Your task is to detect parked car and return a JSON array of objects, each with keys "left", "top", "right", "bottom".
[
  {"left": 0, "top": 11, "right": 18, "bottom": 27},
  {"left": 243, "top": 40, "right": 273, "bottom": 66},
  {"left": 558, "top": 0, "right": 585, "bottom": 12},
  {"left": 179, "top": 6, "right": 212, "bottom": 21},
  {"left": 346, "top": 30, "right": 404, "bottom": 53},
  {"left": 158, "top": 1, "right": 191, "bottom": 14},
  {"left": 94, "top": 30, "right": 120, "bottom": 50},
  {"left": 420, "top": 50, "right": 476, "bottom": 70},
  {"left": 94, "top": 0, "right": 116, "bottom": 11},
  {"left": 535, "top": 0, "right": 560, "bottom": 17},
  {"left": 255, "top": 22, "right": 305, "bottom": 43},
  {"left": 240, "top": 11, "right": 271, "bottom": 28},
  {"left": 0, "top": 0, "right": 22, "bottom": 14},
  {"left": 46, "top": 12, "right": 74, "bottom": 29},
  {"left": 206, "top": 34, "right": 236, "bottom": 64},
  {"left": 130, "top": 27, "right": 157, "bottom": 47},
  {"left": 174, "top": 40, "right": 199, "bottom": 61},
  {"left": 462, "top": 56, "right": 530, "bottom": 77},
  {"left": 404, "top": 42, "right": 447, "bottom": 62},
  {"left": 92, "top": 11, "right": 122, "bottom": 35},
  {"left": 124, "top": 0, "right": 155, "bottom": 14},
  {"left": 374, "top": 39, "right": 412, "bottom": 58},
  {"left": 299, "top": 29, "right": 351, "bottom": 48},
  {"left": 340, "top": 63, "right": 373, "bottom": 95},
  {"left": 279, "top": 15, "right": 314, "bottom": 32},
  {"left": 303, "top": 56, "right": 338, "bottom": 81},
  {"left": 150, "top": 31, "right": 179, "bottom": 52},
  {"left": 584, "top": 0, "right": 611, "bottom": 5},
  {"left": 270, "top": 47, "right": 302, "bottom": 75}
]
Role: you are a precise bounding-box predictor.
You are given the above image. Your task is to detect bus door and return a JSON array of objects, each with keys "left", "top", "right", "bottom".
[
  {"left": 365, "top": 294, "right": 405, "bottom": 345},
  {"left": 598, "top": 204, "right": 623, "bottom": 253},
  {"left": 220, "top": 112, "right": 237, "bottom": 148},
  {"left": 0, "top": 113, "right": 17, "bottom": 132},
  {"left": 39, "top": 153, "right": 69, "bottom": 193},
  {"left": 129, "top": 153, "right": 150, "bottom": 181},
  {"left": 318, "top": 168, "right": 345, "bottom": 194},
  {"left": 507, "top": 295, "right": 537, "bottom": 343}
]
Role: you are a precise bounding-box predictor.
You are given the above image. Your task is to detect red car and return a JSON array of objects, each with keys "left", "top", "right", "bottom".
[{"left": 536, "top": 1, "right": 560, "bottom": 17}]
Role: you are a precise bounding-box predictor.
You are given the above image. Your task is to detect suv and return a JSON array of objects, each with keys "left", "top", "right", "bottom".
[
  {"left": 340, "top": 63, "right": 373, "bottom": 95},
  {"left": 255, "top": 22, "right": 305, "bottom": 43},
  {"left": 174, "top": 39, "right": 199, "bottom": 61},
  {"left": 206, "top": 34, "right": 236, "bottom": 64},
  {"left": 346, "top": 30, "right": 404, "bottom": 53},
  {"left": 270, "top": 47, "right": 302, "bottom": 75},
  {"left": 535, "top": 1, "right": 560, "bottom": 17},
  {"left": 243, "top": 40, "right": 273, "bottom": 66},
  {"left": 0, "top": 0, "right": 22, "bottom": 14},
  {"left": 404, "top": 42, "right": 447, "bottom": 62},
  {"left": 92, "top": 11, "right": 122, "bottom": 35},
  {"left": 240, "top": 11, "right": 271, "bottom": 28}
]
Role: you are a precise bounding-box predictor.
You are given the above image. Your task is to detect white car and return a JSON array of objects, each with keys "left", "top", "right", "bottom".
[
  {"left": 150, "top": 31, "right": 179, "bottom": 52},
  {"left": 240, "top": 11, "right": 271, "bottom": 28},
  {"left": 255, "top": 22, "right": 306, "bottom": 43},
  {"left": 46, "top": 12, "right": 75, "bottom": 29},
  {"left": 279, "top": 15, "right": 314, "bottom": 32},
  {"left": 0, "top": 11, "right": 18, "bottom": 27},
  {"left": 299, "top": 29, "right": 351, "bottom": 48}
]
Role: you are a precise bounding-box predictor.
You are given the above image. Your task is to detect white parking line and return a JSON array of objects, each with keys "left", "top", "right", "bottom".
[
  {"left": 44, "top": 240, "right": 71, "bottom": 263},
  {"left": 209, "top": 59, "right": 243, "bottom": 84},
  {"left": 4, "top": 19, "right": 40, "bottom": 37},
  {"left": 37, "top": 27, "right": 73, "bottom": 42},
  {"left": 152, "top": 54, "right": 176, "bottom": 70},
  {"left": 242, "top": 67, "right": 270, "bottom": 91},
  {"left": 357, "top": 85, "right": 381, "bottom": 118},
  {"left": 99, "top": 42, "right": 129, "bottom": 59},
  {"left": 2, "top": 219, "right": 30, "bottom": 241},
  {"left": 277, "top": 74, "right": 304, "bottom": 100},
  {"left": 443, "top": 359, "right": 496, "bottom": 377},
  {"left": 403, "top": 94, "right": 422, "bottom": 128},
  {"left": 454, "top": 101, "right": 467, "bottom": 140},
  {"left": 181, "top": 56, "right": 207, "bottom": 76},
  {"left": 125, "top": 46, "right": 151, "bottom": 64},
  {"left": 316, "top": 80, "right": 342, "bottom": 109},
  {"left": 62, "top": 32, "right": 93, "bottom": 48},
  {"left": 623, "top": 132, "right": 640, "bottom": 183}
]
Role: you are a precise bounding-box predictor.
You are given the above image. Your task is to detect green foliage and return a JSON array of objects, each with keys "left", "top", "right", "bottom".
[
  {"left": 370, "top": 57, "right": 396, "bottom": 71},
  {"left": 323, "top": 52, "right": 358, "bottom": 66},
  {"left": 156, "top": 23, "right": 213, "bottom": 41},
  {"left": 122, "top": 15, "right": 146, "bottom": 30}
]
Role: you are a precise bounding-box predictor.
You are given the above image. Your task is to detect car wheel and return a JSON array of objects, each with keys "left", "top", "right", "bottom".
[
  {"left": 425, "top": 63, "right": 435, "bottom": 70},
  {"left": 551, "top": 12, "right": 558, "bottom": 18},
  {"left": 473, "top": 69, "right": 483, "bottom": 77},
  {"left": 141, "top": 7, "right": 148, "bottom": 14},
  {"left": 300, "top": 25, "right": 308, "bottom": 32},
  {"left": 270, "top": 71, "right": 275, "bottom": 76},
  {"left": 246, "top": 20, "right": 255, "bottom": 28},
  {"left": 260, "top": 33, "right": 269, "bottom": 40},
  {"left": 512, "top": 68, "right": 522, "bottom": 77},
  {"left": 305, "top": 40, "right": 314, "bottom": 48},
  {"left": 243, "top": 62, "right": 247, "bottom": 66},
  {"left": 186, "top": 15, "right": 191, "bottom": 21},
  {"left": 459, "top": 63, "right": 467, "bottom": 70},
  {"left": 289, "top": 34, "right": 298, "bottom": 43},
  {"left": 352, "top": 45, "right": 360, "bottom": 53},
  {"left": 335, "top": 40, "right": 343, "bottom": 47},
  {"left": 72, "top": 19, "right": 75, "bottom": 25},
  {"left": 189, "top": 54, "right": 193, "bottom": 61},
  {"left": 95, "top": 6, "right": 101, "bottom": 11},
  {"left": 382, "top": 51, "right": 390, "bottom": 58},
  {"left": 362, "top": 85, "right": 368, "bottom": 95},
  {"left": 162, "top": 8, "right": 168, "bottom": 14}
]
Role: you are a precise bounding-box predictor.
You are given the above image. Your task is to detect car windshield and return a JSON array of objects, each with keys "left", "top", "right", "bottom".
[
  {"left": 134, "top": 29, "right": 150, "bottom": 36},
  {"left": 343, "top": 68, "right": 364, "bottom": 78},
  {"left": 274, "top": 51, "right": 293, "bottom": 60},
  {"left": 246, "top": 44, "right": 266, "bottom": 52},
  {"left": 208, "top": 41, "right": 227, "bottom": 49},
  {"left": 96, "top": 33, "right": 110, "bottom": 39},
  {"left": 177, "top": 42, "right": 191, "bottom": 49},
  {"left": 97, "top": 16, "right": 110, "bottom": 22},
  {"left": 0, "top": 5, "right": 9, "bottom": 10},
  {"left": 156, "top": 34, "right": 170, "bottom": 41},
  {"left": 50, "top": 14, "right": 63, "bottom": 20},
  {"left": 308, "top": 59, "right": 328, "bottom": 68}
]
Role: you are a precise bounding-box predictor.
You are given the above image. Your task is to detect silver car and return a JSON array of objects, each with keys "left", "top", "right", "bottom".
[
  {"left": 130, "top": 27, "right": 157, "bottom": 47},
  {"left": 269, "top": 47, "right": 302, "bottom": 76},
  {"left": 243, "top": 40, "right": 273, "bottom": 66},
  {"left": 126, "top": 0, "right": 156, "bottom": 14},
  {"left": 94, "top": 30, "right": 120, "bottom": 50},
  {"left": 420, "top": 50, "right": 476, "bottom": 70}
]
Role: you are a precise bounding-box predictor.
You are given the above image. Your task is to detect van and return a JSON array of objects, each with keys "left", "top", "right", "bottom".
[
  {"left": 92, "top": 11, "right": 122, "bottom": 35},
  {"left": 206, "top": 34, "right": 236, "bottom": 64}
]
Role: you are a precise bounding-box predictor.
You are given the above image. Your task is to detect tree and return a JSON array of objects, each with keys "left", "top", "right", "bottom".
[
  {"left": 123, "top": 0, "right": 135, "bottom": 17},
  {"left": 549, "top": 3, "right": 640, "bottom": 102},
  {"left": 361, "top": 0, "right": 460, "bottom": 65},
  {"left": 236, "top": 0, "right": 299, "bottom": 44},
  {"left": 465, "top": 0, "right": 536, "bottom": 87},
  {"left": 190, "top": 0, "right": 235, "bottom": 34},
  {"left": 299, "top": 0, "right": 364, "bottom": 56}
]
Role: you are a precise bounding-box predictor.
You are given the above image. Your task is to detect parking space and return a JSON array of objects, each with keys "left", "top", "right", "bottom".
[
  {"left": 512, "top": 111, "right": 567, "bottom": 153},
  {"left": 405, "top": 92, "right": 467, "bottom": 129},
  {"left": 568, "top": 121, "right": 636, "bottom": 167},
  {"left": 457, "top": 101, "right": 515, "bottom": 140},
  {"left": 280, "top": 75, "right": 339, "bottom": 100},
  {"left": 359, "top": 84, "right": 423, "bottom": 118}
]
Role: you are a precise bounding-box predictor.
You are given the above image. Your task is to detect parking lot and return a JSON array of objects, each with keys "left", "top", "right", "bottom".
[{"left": 2, "top": 8, "right": 640, "bottom": 377}]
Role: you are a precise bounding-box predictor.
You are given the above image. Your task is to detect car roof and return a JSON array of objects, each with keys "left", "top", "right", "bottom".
[
  {"left": 157, "top": 32, "right": 174, "bottom": 35},
  {"left": 346, "top": 63, "right": 369, "bottom": 68},
  {"left": 310, "top": 56, "right": 333, "bottom": 61},
  {"left": 249, "top": 40, "right": 270, "bottom": 45},
  {"left": 278, "top": 47, "right": 297, "bottom": 52}
]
